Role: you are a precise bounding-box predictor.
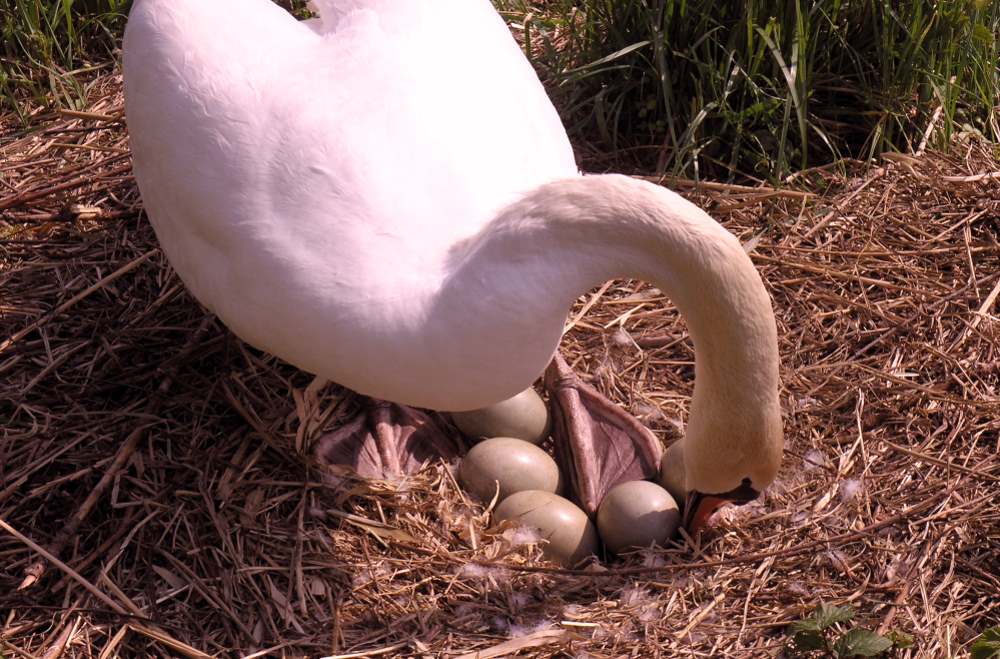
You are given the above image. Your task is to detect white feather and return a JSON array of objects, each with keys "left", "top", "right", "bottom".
[{"left": 122, "top": 0, "right": 783, "bottom": 496}]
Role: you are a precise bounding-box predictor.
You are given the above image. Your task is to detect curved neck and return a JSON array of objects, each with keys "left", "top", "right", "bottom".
[{"left": 438, "top": 174, "right": 782, "bottom": 493}]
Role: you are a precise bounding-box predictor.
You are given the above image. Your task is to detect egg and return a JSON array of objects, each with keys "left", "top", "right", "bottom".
[
  {"left": 596, "top": 480, "right": 680, "bottom": 554},
  {"left": 451, "top": 387, "right": 550, "bottom": 444},
  {"left": 494, "top": 490, "right": 599, "bottom": 566},
  {"left": 459, "top": 437, "right": 561, "bottom": 503},
  {"left": 658, "top": 440, "right": 688, "bottom": 505}
]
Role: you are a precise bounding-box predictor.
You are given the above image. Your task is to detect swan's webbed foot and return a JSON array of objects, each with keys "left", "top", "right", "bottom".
[
  {"left": 315, "top": 400, "right": 465, "bottom": 479},
  {"left": 544, "top": 354, "right": 662, "bottom": 515}
]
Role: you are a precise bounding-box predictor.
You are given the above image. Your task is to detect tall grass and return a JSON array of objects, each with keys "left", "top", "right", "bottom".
[
  {"left": 3, "top": 0, "right": 999, "bottom": 178},
  {"left": 499, "top": 0, "right": 1000, "bottom": 178},
  {"left": 1, "top": 0, "right": 130, "bottom": 119},
  {"left": 0, "top": 0, "right": 309, "bottom": 120}
]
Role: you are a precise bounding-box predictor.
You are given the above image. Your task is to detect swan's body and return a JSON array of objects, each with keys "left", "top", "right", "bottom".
[{"left": 123, "top": 0, "right": 782, "bottom": 501}]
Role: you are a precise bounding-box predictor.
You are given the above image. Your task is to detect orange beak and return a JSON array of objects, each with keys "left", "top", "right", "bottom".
[
  {"left": 682, "top": 479, "right": 760, "bottom": 535},
  {"left": 683, "top": 492, "right": 730, "bottom": 535}
]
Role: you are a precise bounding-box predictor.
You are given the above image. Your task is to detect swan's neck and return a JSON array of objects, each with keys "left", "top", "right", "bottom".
[{"left": 441, "top": 174, "right": 782, "bottom": 494}]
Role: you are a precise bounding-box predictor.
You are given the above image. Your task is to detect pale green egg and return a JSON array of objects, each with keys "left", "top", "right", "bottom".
[
  {"left": 459, "top": 437, "right": 561, "bottom": 503},
  {"left": 494, "top": 490, "right": 598, "bottom": 566},
  {"left": 597, "top": 480, "right": 680, "bottom": 554},
  {"left": 451, "top": 387, "right": 550, "bottom": 444}
]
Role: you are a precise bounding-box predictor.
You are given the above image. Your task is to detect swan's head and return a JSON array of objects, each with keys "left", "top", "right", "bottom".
[{"left": 664, "top": 392, "right": 783, "bottom": 534}]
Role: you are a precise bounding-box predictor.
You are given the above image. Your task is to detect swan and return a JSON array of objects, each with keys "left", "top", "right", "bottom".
[{"left": 121, "top": 0, "right": 782, "bottom": 533}]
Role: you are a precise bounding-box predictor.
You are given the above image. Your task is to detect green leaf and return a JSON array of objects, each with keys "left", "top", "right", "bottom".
[
  {"left": 833, "top": 629, "right": 893, "bottom": 657},
  {"left": 789, "top": 618, "right": 822, "bottom": 634},
  {"left": 971, "top": 627, "right": 1000, "bottom": 659},
  {"left": 814, "top": 602, "right": 855, "bottom": 630},
  {"left": 887, "top": 630, "right": 914, "bottom": 649},
  {"left": 792, "top": 629, "right": 827, "bottom": 651}
]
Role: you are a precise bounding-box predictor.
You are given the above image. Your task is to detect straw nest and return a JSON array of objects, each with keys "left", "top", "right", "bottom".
[{"left": 2, "top": 76, "right": 998, "bottom": 658}]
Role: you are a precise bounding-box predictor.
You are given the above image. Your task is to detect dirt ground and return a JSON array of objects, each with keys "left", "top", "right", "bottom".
[{"left": 2, "top": 76, "right": 998, "bottom": 658}]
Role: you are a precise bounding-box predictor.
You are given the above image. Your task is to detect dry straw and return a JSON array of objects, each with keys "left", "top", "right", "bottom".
[{"left": 1, "top": 76, "right": 998, "bottom": 657}]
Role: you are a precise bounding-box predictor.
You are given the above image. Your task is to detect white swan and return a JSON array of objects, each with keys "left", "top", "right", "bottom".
[{"left": 122, "top": 0, "right": 782, "bottom": 530}]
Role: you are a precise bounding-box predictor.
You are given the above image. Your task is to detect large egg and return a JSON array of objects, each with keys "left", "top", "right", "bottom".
[
  {"left": 658, "top": 441, "right": 688, "bottom": 505},
  {"left": 596, "top": 480, "right": 680, "bottom": 554},
  {"left": 451, "top": 388, "right": 550, "bottom": 444},
  {"left": 494, "top": 490, "right": 599, "bottom": 566},
  {"left": 459, "top": 437, "right": 561, "bottom": 503}
]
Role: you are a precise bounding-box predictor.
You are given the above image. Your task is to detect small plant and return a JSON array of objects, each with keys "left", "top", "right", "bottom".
[
  {"left": 785, "top": 602, "right": 913, "bottom": 658},
  {"left": 972, "top": 627, "right": 1000, "bottom": 659}
]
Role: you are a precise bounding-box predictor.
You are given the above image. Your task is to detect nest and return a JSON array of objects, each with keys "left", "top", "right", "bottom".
[{"left": 2, "top": 76, "right": 998, "bottom": 658}]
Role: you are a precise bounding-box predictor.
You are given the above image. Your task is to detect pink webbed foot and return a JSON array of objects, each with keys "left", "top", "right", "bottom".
[
  {"left": 315, "top": 400, "right": 465, "bottom": 479},
  {"left": 544, "top": 354, "right": 662, "bottom": 515}
]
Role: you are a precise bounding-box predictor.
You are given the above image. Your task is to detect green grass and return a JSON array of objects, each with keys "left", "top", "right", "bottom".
[
  {"left": 0, "top": 0, "right": 309, "bottom": 121},
  {"left": 1, "top": 0, "right": 131, "bottom": 119},
  {"left": 3, "top": 0, "right": 999, "bottom": 179},
  {"left": 498, "top": 0, "right": 1000, "bottom": 178}
]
